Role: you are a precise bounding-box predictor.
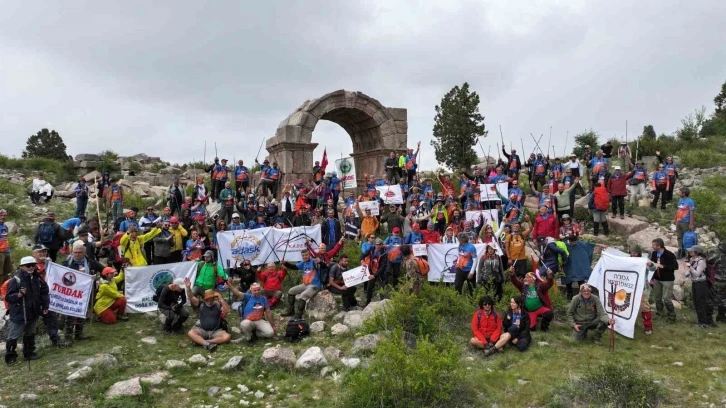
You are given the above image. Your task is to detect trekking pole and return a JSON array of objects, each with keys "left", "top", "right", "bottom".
[
  {"left": 563, "top": 130, "right": 569, "bottom": 158},
  {"left": 547, "top": 126, "right": 552, "bottom": 156},
  {"left": 496, "top": 142, "right": 502, "bottom": 161},
  {"left": 22, "top": 293, "right": 30, "bottom": 371}
]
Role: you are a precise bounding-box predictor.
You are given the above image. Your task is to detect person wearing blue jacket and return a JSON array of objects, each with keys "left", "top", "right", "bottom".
[
  {"left": 563, "top": 235, "right": 596, "bottom": 300},
  {"left": 281, "top": 249, "right": 321, "bottom": 318},
  {"left": 404, "top": 224, "right": 423, "bottom": 244},
  {"left": 537, "top": 237, "right": 569, "bottom": 276},
  {"left": 383, "top": 228, "right": 404, "bottom": 288}
]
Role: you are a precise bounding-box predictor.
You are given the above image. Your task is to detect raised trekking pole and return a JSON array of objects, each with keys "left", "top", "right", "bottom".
[
  {"left": 563, "top": 130, "right": 569, "bottom": 158},
  {"left": 609, "top": 282, "right": 617, "bottom": 352},
  {"left": 499, "top": 125, "right": 505, "bottom": 150},
  {"left": 496, "top": 142, "right": 502, "bottom": 162},
  {"left": 530, "top": 133, "right": 545, "bottom": 155},
  {"left": 93, "top": 174, "right": 102, "bottom": 230},
  {"left": 547, "top": 126, "right": 553, "bottom": 156}
]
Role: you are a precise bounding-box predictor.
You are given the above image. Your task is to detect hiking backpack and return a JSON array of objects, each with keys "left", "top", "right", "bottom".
[
  {"left": 593, "top": 189, "right": 610, "bottom": 211},
  {"left": 37, "top": 222, "right": 56, "bottom": 245},
  {"left": 284, "top": 318, "right": 310, "bottom": 343},
  {"left": 109, "top": 232, "right": 128, "bottom": 264},
  {"left": 682, "top": 231, "right": 698, "bottom": 251},
  {"left": 414, "top": 257, "right": 430, "bottom": 275}
]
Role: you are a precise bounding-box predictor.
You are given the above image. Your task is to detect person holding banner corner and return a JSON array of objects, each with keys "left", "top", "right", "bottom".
[
  {"left": 158, "top": 278, "right": 189, "bottom": 334},
  {"left": 4, "top": 256, "right": 47, "bottom": 366}
]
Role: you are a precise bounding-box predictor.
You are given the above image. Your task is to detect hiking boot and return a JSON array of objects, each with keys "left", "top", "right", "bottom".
[
  {"left": 620, "top": 215, "right": 624, "bottom": 219},
  {"left": 75, "top": 334, "right": 92, "bottom": 341},
  {"left": 294, "top": 299, "right": 307, "bottom": 319},
  {"left": 206, "top": 343, "right": 218, "bottom": 353},
  {"left": 117, "top": 314, "right": 129, "bottom": 321},
  {"left": 280, "top": 295, "right": 296, "bottom": 317},
  {"left": 592, "top": 335, "right": 603, "bottom": 345},
  {"left": 644, "top": 330, "right": 653, "bottom": 336},
  {"left": 172, "top": 327, "right": 185, "bottom": 335},
  {"left": 5, "top": 353, "right": 18, "bottom": 366},
  {"left": 483, "top": 348, "right": 493, "bottom": 357},
  {"left": 163, "top": 326, "right": 173, "bottom": 334},
  {"left": 52, "top": 338, "right": 72, "bottom": 348},
  {"left": 23, "top": 353, "right": 40, "bottom": 361},
  {"left": 611, "top": 214, "right": 616, "bottom": 218}
]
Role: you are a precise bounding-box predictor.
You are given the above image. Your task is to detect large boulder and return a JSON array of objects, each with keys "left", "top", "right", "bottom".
[
  {"left": 295, "top": 347, "right": 328, "bottom": 370},
  {"left": 159, "top": 166, "right": 183, "bottom": 175},
  {"left": 607, "top": 216, "right": 649, "bottom": 236},
  {"left": 361, "top": 299, "right": 391, "bottom": 322},
  {"left": 260, "top": 346, "right": 296, "bottom": 368},
  {"left": 83, "top": 170, "right": 103, "bottom": 182},
  {"left": 105, "top": 377, "right": 142, "bottom": 398},
  {"left": 305, "top": 290, "right": 338, "bottom": 320},
  {"left": 128, "top": 153, "right": 150, "bottom": 163},
  {"left": 343, "top": 311, "right": 364, "bottom": 329},
  {"left": 627, "top": 227, "right": 678, "bottom": 251},
  {"left": 351, "top": 334, "right": 382, "bottom": 355}
]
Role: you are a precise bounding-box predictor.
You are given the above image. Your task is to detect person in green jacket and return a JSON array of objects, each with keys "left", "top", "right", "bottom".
[
  {"left": 192, "top": 250, "right": 230, "bottom": 299},
  {"left": 566, "top": 283, "right": 614, "bottom": 344}
]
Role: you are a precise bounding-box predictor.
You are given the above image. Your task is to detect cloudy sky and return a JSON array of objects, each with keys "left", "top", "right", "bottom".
[{"left": 1, "top": 1, "right": 725, "bottom": 171}]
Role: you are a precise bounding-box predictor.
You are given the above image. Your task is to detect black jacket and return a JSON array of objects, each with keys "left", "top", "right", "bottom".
[
  {"left": 649, "top": 249, "right": 678, "bottom": 282},
  {"left": 502, "top": 307, "right": 531, "bottom": 343},
  {"left": 5, "top": 269, "right": 49, "bottom": 323},
  {"left": 292, "top": 214, "right": 311, "bottom": 227},
  {"left": 384, "top": 157, "right": 399, "bottom": 171},
  {"left": 157, "top": 285, "right": 187, "bottom": 311}
]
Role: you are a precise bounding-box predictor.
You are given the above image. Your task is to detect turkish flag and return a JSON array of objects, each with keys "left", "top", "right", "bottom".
[{"left": 321, "top": 148, "right": 328, "bottom": 171}]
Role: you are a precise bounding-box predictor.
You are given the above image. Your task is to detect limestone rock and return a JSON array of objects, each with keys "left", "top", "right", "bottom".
[
  {"left": 260, "top": 346, "right": 296, "bottom": 368},
  {"left": 341, "top": 357, "right": 361, "bottom": 368},
  {"left": 343, "top": 310, "right": 364, "bottom": 328},
  {"left": 140, "top": 336, "right": 157, "bottom": 345},
  {"left": 310, "top": 321, "right": 326, "bottom": 334},
  {"left": 207, "top": 386, "right": 220, "bottom": 396},
  {"left": 165, "top": 360, "right": 188, "bottom": 369},
  {"left": 352, "top": 334, "right": 382, "bottom": 355},
  {"left": 80, "top": 353, "right": 118, "bottom": 368},
  {"left": 20, "top": 394, "right": 38, "bottom": 401},
  {"left": 320, "top": 366, "right": 335, "bottom": 378},
  {"left": 67, "top": 366, "right": 92, "bottom": 381},
  {"left": 222, "top": 356, "right": 243, "bottom": 371},
  {"left": 75, "top": 153, "right": 100, "bottom": 161},
  {"left": 110, "top": 346, "right": 123, "bottom": 355},
  {"left": 84, "top": 170, "right": 102, "bottom": 181},
  {"left": 323, "top": 346, "right": 342, "bottom": 361},
  {"left": 105, "top": 377, "right": 142, "bottom": 398},
  {"left": 255, "top": 390, "right": 265, "bottom": 399},
  {"left": 672, "top": 284, "right": 684, "bottom": 302},
  {"left": 330, "top": 323, "right": 350, "bottom": 336},
  {"left": 295, "top": 347, "right": 328, "bottom": 370},
  {"left": 361, "top": 299, "right": 391, "bottom": 322},
  {"left": 159, "top": 166, "right": 183, "bottom": 175},
  {"left": 305, "top": 290, "right": 338, "bottom": 320},
  {"left": 4, "top": 221, "right": 18, "bottom": 234},
  {"left": 140, "top": 371, "right": 170, "bottom": 385},
  {"left": 607, "top": 216, "right": 649, "bottom": 236},
  {"left": 188, "top": 354, "right": 207, "bottom": 365}
]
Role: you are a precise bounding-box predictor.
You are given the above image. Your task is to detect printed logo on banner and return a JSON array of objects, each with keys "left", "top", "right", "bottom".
[
  {"left": 230, "top": 234, "right": 262, "bottom": 263},
  {"left": 440, "top": 248, "right": 460, "bottom": 280},
  {"left": 274, "top": 231, "right": 318, "bottom": 252},
  {"left": 603, "top": 269, "right": 639, "bottom": 320},
  {"left": 62, "top": 272, "right": 77, "bottom": 287},
  {"left": 151, "top": 269, "right": 174, "bottom": 292},
  {"left": 339, "top": 159, "right": 352, "bottom": 174}
]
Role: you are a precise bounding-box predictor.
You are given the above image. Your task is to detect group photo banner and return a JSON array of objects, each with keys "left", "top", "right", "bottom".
[
  {"left": 46, "top": 262, "right": 94, "bottom": 319},
  {"left": 479, "top": 183, "right": 508, "bottom": 202},
  {"left": 358, "top": 200, "right": 380, "bottom": 216},
  {"left": 342, "top": 265, "right": 370, "bottom": 287},
  {"left": 376, "top": 185, "right": 404, "bottom": 204},
  {"left": 125, "top": 261, "right": 198, "bottom": 313},
  {"left": 426, "top": 243, "right": 490, "bottom": 283},
  {"left": 217, "top": 224, "right": 322, "bottom": 267},
  {"left": 589, "top": 249, "right": 649, "bottom": 339}
]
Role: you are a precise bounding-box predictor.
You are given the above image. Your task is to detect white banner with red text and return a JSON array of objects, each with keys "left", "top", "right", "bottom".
[{"left": 46, "top": 262, "right": 95, "bottom": 319}]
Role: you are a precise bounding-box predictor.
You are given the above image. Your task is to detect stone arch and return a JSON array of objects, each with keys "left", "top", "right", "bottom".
[{"left": 266, "top": 90, "right": 408, "bottom": 191}]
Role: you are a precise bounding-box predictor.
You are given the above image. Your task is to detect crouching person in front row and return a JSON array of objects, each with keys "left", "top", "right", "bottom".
[
  {"left": 281, "top": 249, "right": 321, "bottom": 319},
  {"left": 469, "top": 295, "right": 501, "bottom": 352},
  {"left": 230, "top": 283, "right": 277, "bottom": 346},
  {"left": 566, "top": 283, "right": 613, "bottom": 345},
  {"left": 158, "top": 278, "right": 189, "bottom": 334},
  {"left": 185, "top": 278, "right": 231, "bottom": 352},
  {"left": 94, "top": 267, "right": 128, "bottom": 324},
  {"left": 486, "top": 295, "right": 531, "bottom": 356}
]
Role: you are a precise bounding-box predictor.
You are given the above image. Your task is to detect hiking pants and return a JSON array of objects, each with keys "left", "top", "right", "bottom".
[
  {"left": 572, "top": 319, "right": 607, "bottom": 341},
  {"left": 676, "top": 222, "right": 690, "bottom": 255},
  {"left": 41, "top": 311, "right": 61, "bottom": 344},
  {"left": 111, "top": 201, "right": 124, "bottom": 220},
  {"left": 528, "top": 306, "right": 553, "bottom": 330},
  {"left": 98, "top": 298, "right": 127, "bottom": 324},
  {"left": 692, "top": 280, "right": 714, "bottom": 325},
  {"left": 288, "top": 284, "right": 320, "bottom": 301},
  {"left": 651, "top": 185, "right": 667, "bottom": 209},
  {"left": 454, "top": 268, "right": 475, "bottom": 296},
  {"left": 328, "top": 286, "right": 358, "bottom": 310},
  {"left": 653, "top": 280, "right": 675, "bottom": 319},
  {"left": 666, "top": 176, "right": 676, "bottom": 202},
  {"left": 162, "top": 307, "right": 190, "bottom": 329},
  {"left": 75, "top": 197, "right": 88, "bottom": 217},
  {"left": 387, "top": 170, "right": 400, "bottom": 185},
  {"left": 611, "top": 196, "right": 625, "bottom": 216},
  {"left": 240, "top": 319, "right": 274, "bottom": 341},
  {"left": 629, "top": 183, "right": 646, "bottom": 204}
]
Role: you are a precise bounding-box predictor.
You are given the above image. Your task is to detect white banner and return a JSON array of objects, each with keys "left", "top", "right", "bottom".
[
  {"left": 342, "top": 265, "right": 370, "bottom": 287},
  {"left": 335, "top": 157, "right": 357, "bottom": 189},
  {"left": 358, "top": 200, "right": 380, "bottom": 216},
  {"left": 217, "top": 225, "right": 322, "bottom": 267},
  {"left": 465, "top": 210, "right": 499, "bottom": 229},
  {"left": 125, "top": 261, "right": 198, "bottom": 313},
  {"left": 479, "top": 183, "right": 508, "bottom": 201},
  {"left": 426, "top": 243, "right": 489, "bottom": 282},
  {"left": 412, "top": 244, "right": 427, "bottom": 257},
  {"left": 46, "top": 262, "right": 94, "bottom": 319},
  {"left": 376, "top": 185, "right": 404, "bottom": 204},
  {"left": 588, "top": 249, "right": 649, "bottom": 339}
]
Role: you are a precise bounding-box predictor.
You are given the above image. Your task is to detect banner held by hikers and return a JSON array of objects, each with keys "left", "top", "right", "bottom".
[
  {"left": 46, "top": 262, "right": 95, "bottom": 319},
  {"left": 217, "top": 225, "right": 322, "bottom": 267},
  {"left": 125, "top": 261, "right": 198, "bottom": 313}
]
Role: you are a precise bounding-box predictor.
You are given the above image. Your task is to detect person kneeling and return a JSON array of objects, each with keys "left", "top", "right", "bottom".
[
  {"left": 231, "top": 283, "right": 276, "bottom": 346},
  {"left": 185, "top": 280, "right": 231, "bottom": 352},
  {"left": 469, "top": 295, "right": 501, "bottom": 351},
  {"left": 486, "top": 295, "right": 531, "bottom": 356},
  {"left": 158, "top": 278, "right": 189, "bottom": 334},
  {"left": 566, "top": 283, "right": 613, "bottom": 345},
  {"left": 95, "top": 267, "right": 128, "bottom": 324}
]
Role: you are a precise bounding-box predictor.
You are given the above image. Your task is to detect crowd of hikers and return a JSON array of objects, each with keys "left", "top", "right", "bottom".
[{"left": 1, "top": 140, "right": 725, "bottom": 365}]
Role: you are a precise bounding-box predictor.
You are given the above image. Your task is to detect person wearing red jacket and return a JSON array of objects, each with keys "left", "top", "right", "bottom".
[
  {"left": 256, "top": 263, "right": 287, "bottom": 309},
  {"left": 510, "top": 269, "right": 555, "bottom": 331},
  {"left": 469, "top": 295, "right": 502, "bottom": 350},
  {"left": 606, "top": 166, "right": 632, "bottom": 219},
  {"left": 531, "top": 206, "right": 559, "bottom": 242},
  {"left": 306, "top": 238, "right": 343, "bottom": 264},
  {"left": 421, "top": 222, "right": 441, "bottom": 244}
]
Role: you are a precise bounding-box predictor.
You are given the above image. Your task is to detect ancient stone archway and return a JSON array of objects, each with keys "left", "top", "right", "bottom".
[{"left": 266, "top": 90, "right": 408, "bottom": 191}]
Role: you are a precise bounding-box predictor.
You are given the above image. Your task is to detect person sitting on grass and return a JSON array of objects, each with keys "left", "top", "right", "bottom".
[
  {"left": 94, "top": 267, "right": 128, "bottom": 324},
  {"left": 566, "top": 283, "right": 613, "bottom": 345},
  {"left": 486, "top": 295, "right": 531, "bottom": 355},
  {"left": 230, "top": 282, "right": 276, "bottom": 346},
  {"left": 469, "top": 295, "right": 501, "bottom": 352},
  {"left": 185, "top": 278, "right": 231, "bottom": 352},
  {"left": 158, "top": 278, "right": 189, "bottom": 334}
]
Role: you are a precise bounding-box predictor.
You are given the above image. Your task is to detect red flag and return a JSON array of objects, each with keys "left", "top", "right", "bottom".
[{"left": 321, "top": 148, "right": 328, "bottom": 171}]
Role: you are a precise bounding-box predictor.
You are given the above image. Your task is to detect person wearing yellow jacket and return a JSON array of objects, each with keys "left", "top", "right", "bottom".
[
  {"left": 95, "top": 267, "right": 128, "bottom": 324},
  {"left": 120, "top": 224, "right": 161, "bottom": 266},
  {"left": 355, "top": 203, "right": 379, "bottom": 238},
  {"left": 168, "top": 216, "right": 188, "bottom": 263}
]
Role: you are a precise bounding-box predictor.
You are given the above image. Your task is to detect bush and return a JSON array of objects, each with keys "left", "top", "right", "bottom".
[
  {"left": 123, "top": 193, "right": 157, "bottom": 212},
  {"left": 679, "top": 149, "right": 726, "bottom": 169},
  {"left": 340, "top": 240, "right": 362, "bottom": 268},
  {"left": 690, "top": 189, "right": 726, "bottom": 238},
  {"left": 0, "top": 154, "right": 75, "bottom": 182},
  {"left": 338, "top": 331, "right": 476, "bottom": 408},
  {"left": 549, "top": 361, "right": 666, "bottom": 408}
]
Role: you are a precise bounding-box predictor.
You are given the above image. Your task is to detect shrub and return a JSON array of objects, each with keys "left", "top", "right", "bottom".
[
  {"left": 123, "top": 193, "right": 157, "bottom": 212},
  {"left": 690, "top": 189, "right": 726, "bottom": 238},
  {"left": 549, "top": 361, "right": 666, "bottom": 408},
  {"left": 679, "top": 149, "right": 726, "bottom": 169},
  {"left": 340, "top": 240, "right": 362, "bottom": 268},
  {"left": 338, "top": 331, "right": 476, "bottom": 408}
]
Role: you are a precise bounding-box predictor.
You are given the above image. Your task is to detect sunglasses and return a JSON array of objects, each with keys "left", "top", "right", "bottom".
[{"left": 146, "top": 208, "right": 153, "bottom": 211}]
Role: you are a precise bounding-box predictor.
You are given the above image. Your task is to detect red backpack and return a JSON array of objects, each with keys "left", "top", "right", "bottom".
[{"left": 593, "top": 187, "right": 610, "bottom": 211}]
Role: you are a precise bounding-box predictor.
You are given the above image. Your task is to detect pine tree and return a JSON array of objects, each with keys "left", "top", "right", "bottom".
[
  {"left": 22, "top": 129, "right": 70, "bottom": 160},
  {"left": 431, "top": 83, "right": 486, "bottom": 171}
]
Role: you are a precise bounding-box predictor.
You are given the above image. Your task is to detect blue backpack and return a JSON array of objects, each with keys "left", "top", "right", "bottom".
[
  {"left": 682, "top": 231, "right": 698, "bottom": 250},
  {"left": 37, "top": 223, "right": 56, "bottom": 245}
]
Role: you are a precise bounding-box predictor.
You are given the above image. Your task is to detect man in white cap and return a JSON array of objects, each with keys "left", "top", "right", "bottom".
[
  {"left": 229, "top": 213, "right": 245, "bottom": 230},
  {"left": 157, "top": 278, "right": 190, "bottom": 334},
  {"left": 606, "top": 165, "right": 630, "bottom": 219},
  {"left": 4, "top": 256, "right": 47, "bottom": 365}
]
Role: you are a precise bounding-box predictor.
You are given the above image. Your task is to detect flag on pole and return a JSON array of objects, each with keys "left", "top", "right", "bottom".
[{"left": 321, "top": 148, "right": 329, "bottom": 171}]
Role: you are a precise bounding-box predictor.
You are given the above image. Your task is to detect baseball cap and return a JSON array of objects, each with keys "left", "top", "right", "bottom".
[
  {"left": 375, "top": 238, "right": 383, "bottom": 245},
  {"left": 392, "top": 227, "right": 401, "bottom": 233},
  {"left": 173, "top": 278, "right": 185, "bottom": 287},
  {"left": 20, "top": 256, "right": 37, "bottom": 266},
  {"left": 32, "top": 244, "right": 48, "bottom": 251},
  {"left": 170, "top": 216, "right": 179, "bottom": 223},
  {"left": 232, "top": 213, "right": 240, "bottom": 219}
]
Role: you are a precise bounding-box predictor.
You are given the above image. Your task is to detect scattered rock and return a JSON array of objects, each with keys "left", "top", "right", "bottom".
[
  {"left": 165, "top": 359, "right": 188, "bottom": 369},
  {"left": 260, "top": 346, "right": 297, "bottom": 368},
  {"left": 110, "top": 346, "right": 123, "bottom": 355},
  {"left": 207, "top": 386, "right": 220, "bottom": 396},
  {"left": 222, "top": 356, "right": 243, "bottom": 371},
  {"left": 20, "top": 394, "right": 38, "bottom": 401},
  {"left": 305, "top": 290, "right": 338, "bottom": 320},
  {"left": 352, "top": 334, "right": 382, "bottom": 355},
  {"left": 255, "top": 390, "right": 265, "bottom": 399},
  {"left": 67, "top": 361, "right": 79, "bottom": 368},
  {"left": 4, "top": 221, "right": 18, "bottom": 234},
  {"left": 296, "top": 347, "right": 328, "bottom": 370},
  {"left": 361, "top": 299, "right": 391, "bottom": 322},
  {"left": 238, "top": 384, "right": 250, "bottom": 393},
  {"left": 179, "top": 388, "right": 188, "bottom": 392},
  {"left": 673, "top": 362, "right": 683, "bottom": 366},
  {"left": 320, "top": 366, "right": 335, "bottom": 378},
  {"left": 323, "top": 346, "right": 343, "bottom": 361},
  {"left": 67, "top": 366, "right": 92, "bottom": 381},
  {"left": 330, "top": 323, "right": 350, "bottom": 336},
  {"left": 239, "top": 400, "right": 250, "bottom": 406},
  {"left": 188, "top": 354, "right": 207, "bottom": 365},
  {"left": 80, "top": 353, "right": 118, "bottom": 368},
  {"left": 333, "top": 311, "right": 347, "bottom": 321},
  {"left": 221, "top": 393, "right": 234, "bottom": 400},
  {"left": 517, "top": 379, "right": 531, "bottom": 385},
  {"left": 140, "top": 336, "right": 157, "bottom": 345},
  {"left": 105, "top": 377, "right": 142, "bottom": 398},
  {"left": 341, "top": 357, "right": 361, "bottom": 368},
  {"left": 343, "top": 311, "right": 364, "bottom": 328},
  {"left": 705, "top": 367, "right": 722, "bottom": 371},
  {"left": 140, "top": 371, "right": 170, "bottom": 385}
]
